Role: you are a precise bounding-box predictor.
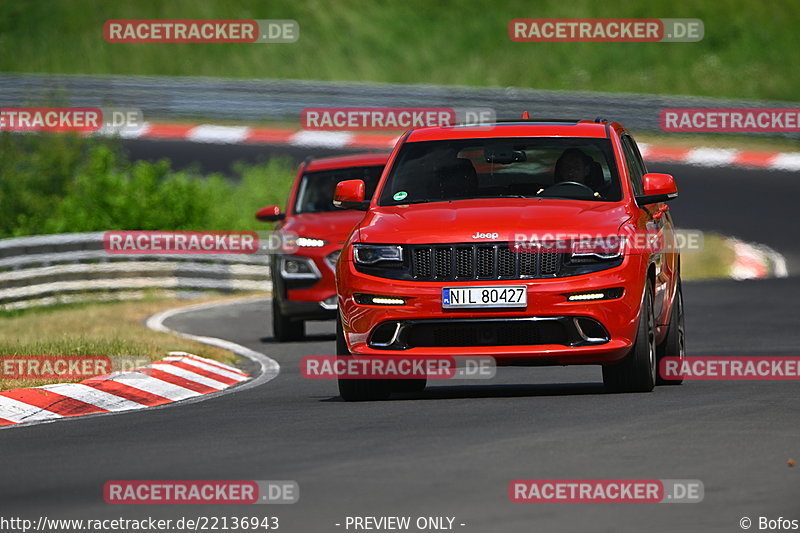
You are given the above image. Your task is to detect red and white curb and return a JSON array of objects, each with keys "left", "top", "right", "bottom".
[
  {"left": 108, "top": 122, "right": 400, "bottom": 151},
  {"left": 0, "top": 353, "right": 247, "bottom": 427},
  {"left": 0, "top": 297, "right": 279, "bottom": 430},
  {"left": 727, "top": 238, "right": 789, "bottom": 280},
  {"left": 103, "top": 122, "right": 800, "bottom": 171},
  {"left": 637, "top": 143, "right": 800, "bottom": 171}
]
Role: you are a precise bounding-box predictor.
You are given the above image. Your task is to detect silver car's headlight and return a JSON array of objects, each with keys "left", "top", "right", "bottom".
[
  {"left": 325, "top": 249, "right": 342, "bottom": 269},
  {"left": 279, "top": 255, "right": 321, "bottom": 279}
]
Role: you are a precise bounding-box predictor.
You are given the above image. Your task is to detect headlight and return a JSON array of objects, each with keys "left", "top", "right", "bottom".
[
  {"left": 279, "top": 256, "right": 321, "bottom": 279},
  {"left": 353, "top": 244, "right": 403, "bottom": 265},
  {"left": 570, "top": 236, "right": 624, "bottom": 261},
  {"left": 294, "top": 236, "right": 326, "bottom": 247},
  {"left": 325, "top": 249, "right": 341, "bottom": 268}
]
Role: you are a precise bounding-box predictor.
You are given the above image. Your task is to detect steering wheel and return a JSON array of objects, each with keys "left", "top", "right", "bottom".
[{"left": 540, "top": 181, "right": 596, "bottom": 198}]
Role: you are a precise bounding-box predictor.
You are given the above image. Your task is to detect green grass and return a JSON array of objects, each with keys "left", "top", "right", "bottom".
[
  {"left": 681, "top": 232, "right": 736, "bottom": 281},
  {"left": 0, "top": 296, "right": 246, "bottom": 390},
  {"left": 1, "top": 0, "right": 798, "bottom": 101},
  {"left": 0, "top": 133, "right": 294, "bottom": 238}
]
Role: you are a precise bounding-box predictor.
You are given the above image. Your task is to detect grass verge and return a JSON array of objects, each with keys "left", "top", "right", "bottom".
[
  {"left": 681, "top": 232, "right": 736, "bottom": 281},
  {"left": 635, "top": 132, "right": 800, "bottom": 153},
  {"left": 0, "top": 294, "right": 257, "bottom": 391},
  {"left": 1, "top": 0, "right": 799, "bottom": 102}
]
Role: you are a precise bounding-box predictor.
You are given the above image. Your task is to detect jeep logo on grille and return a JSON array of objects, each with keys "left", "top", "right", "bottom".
[{"left": 472, "top": 232, "right": 499, "bottom": 239}]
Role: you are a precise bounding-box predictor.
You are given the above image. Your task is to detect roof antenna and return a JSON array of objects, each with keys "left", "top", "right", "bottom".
[{"left": 521, "top": 111, "right": 530, "bottom": 119}]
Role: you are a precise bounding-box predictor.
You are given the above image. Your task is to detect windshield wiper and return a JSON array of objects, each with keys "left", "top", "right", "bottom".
[
  {"left": 446, "top": 194, "right": 531, "bottom": 200},
  {"left": 390, "top": 194, "right": 531, "bottom": 205}
]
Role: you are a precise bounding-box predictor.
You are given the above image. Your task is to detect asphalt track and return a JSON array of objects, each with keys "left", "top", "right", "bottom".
[{"left": 1, "top": 139, "right": 798, "bottom": 533}]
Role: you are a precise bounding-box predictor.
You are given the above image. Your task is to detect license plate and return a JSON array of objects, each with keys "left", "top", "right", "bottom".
[{"left": 442, "top": 286, "right": 527, "bottom": 309}]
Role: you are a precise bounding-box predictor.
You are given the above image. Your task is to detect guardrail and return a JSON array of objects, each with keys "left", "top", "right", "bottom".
[
  {"left": 0, "top": 232, "right": 271, "bottom": 311},
  {"left": 1, "top": 73, "right": 797, "bottom": 136}
]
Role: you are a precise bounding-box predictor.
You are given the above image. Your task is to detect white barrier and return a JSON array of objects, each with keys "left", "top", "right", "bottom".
[{"left": 0, "top": 232, "right": 271, "bottom": 310}]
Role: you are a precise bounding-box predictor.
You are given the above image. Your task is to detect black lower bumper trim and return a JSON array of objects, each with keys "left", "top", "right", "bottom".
[{"left": 368, "top": 316, "right": 609, "bottom": 350}]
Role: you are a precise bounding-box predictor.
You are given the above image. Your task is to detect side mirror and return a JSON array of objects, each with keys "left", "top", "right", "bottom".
[
  {"left": 636, "top": 173, "right": 678, "bottom": 205},
  {"left": 333, "top": 179, "right": 369, "bottom": 210},
  {"left": 255, "top": 205, "right": 285, "bottom": 222}
]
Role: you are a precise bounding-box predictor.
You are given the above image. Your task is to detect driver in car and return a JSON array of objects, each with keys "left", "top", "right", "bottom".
[
  {"left": 554, "top": 148, "right": 592, "bottom": 183},
  {"left": 552, "top": 148, "right": 602, "bottom": 198}
]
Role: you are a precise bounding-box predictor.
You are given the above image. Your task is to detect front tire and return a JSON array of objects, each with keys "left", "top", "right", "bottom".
[
  {"left": 336, "top": 315, "right": 391, "bottom": 401},
  {"left": 272, "top": 297, "right": 304, "bottom": 342},
  {"left": 603, "top": 283, "right": 656, "bottom": 393},
  {"left": 656, "top": 280, "right": 685, "bottom": 385}
]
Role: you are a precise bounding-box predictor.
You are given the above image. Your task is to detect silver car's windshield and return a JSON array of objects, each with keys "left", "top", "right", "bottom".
[{"left": 294, "top": 165, "right": 383, "bottom": 214}]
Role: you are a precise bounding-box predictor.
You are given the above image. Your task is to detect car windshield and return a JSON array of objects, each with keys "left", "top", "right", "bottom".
[
  {"left": 294, "top": 165, "right": 383, "bottom": 213},
  {"left": 378, "top": 137, "right": 621, "bottom": 206}
]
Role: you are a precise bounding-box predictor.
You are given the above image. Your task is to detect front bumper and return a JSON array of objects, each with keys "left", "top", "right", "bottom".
[{"left": 336, "top": 253, "right": 647, "bottom": 365}]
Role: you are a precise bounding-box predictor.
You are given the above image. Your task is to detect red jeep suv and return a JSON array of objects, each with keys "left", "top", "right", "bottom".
[
  {"left": 256, "top": 153, "right": 388, "bottom": 341},
  {"left": 334, "top": 119, "right": 685, "bottom": 400}
]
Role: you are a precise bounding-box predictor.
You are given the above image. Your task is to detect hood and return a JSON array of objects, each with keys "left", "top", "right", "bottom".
[
  {"left": 358, "top": 198, "right": 632, "bottom": 244},
  {"left": 281, "top": 210, "right": 367, "bottom": 244}
]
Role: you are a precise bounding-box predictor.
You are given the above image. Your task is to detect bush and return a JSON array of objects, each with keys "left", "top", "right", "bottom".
[{"left": 0, "top": 133, "right": 295, "bottom": 237}]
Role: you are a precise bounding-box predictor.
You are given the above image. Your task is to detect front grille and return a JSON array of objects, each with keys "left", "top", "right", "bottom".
[
  {"left": 498, "top": 246, "right": 515, "bottom": 277},
  {"left": 413, "top": 248, "right": 431, "bottom": 278},
  {"left": 410, "top": 243, "right": 563, "bottom": 280},
  {"left": 541, "top": 250, "right": 561, "bottom": 275},
  {"left": 455, "top": 247, "right": 472, "bottom": 277},
  {"left": 477, "top": 247, "right": 493, "bottom": 277},
  {"left": 434, "top": 248, "right": 451, "bottom": 278}
]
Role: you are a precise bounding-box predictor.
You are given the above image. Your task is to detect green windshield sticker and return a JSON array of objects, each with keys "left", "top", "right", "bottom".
[{"left": 393, "top": 191, "right": 408, "bottom": 201}]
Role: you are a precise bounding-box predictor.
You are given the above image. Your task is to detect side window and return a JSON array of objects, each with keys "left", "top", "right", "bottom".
[
  {"left": 621, "top": 135, "right": 644, "bottom": 196},
  {"left": 627, "top": 135, "right": 648, "bottom": 175}
]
